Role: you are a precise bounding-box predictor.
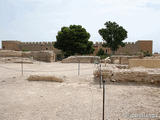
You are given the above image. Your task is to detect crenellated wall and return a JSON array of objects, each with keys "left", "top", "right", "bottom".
[
  {"left": 2, "top": 41, "right": 21, "bottom": 51},
  {"left": 20, "top": 42, "right": 55, "bottom": 51},
  {"left": 2, "top": 40, "right": 152, "bottom": 56},
  {"left": 2, "top": 41, "right": 57, "bottom": 51},
  {"left": 114, "top": 42, "right": 140, "bottom": 55},
  {"left": 93, "top": 40, "right": 152, "bottom": 55}
]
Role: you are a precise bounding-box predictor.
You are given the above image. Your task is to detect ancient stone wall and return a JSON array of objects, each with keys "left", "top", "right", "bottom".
[
  {"left": 20, "top": 42, "right": 55, "bottom": 51},
  {"left": 136, "top": 40, "right": 153, "bottom": 54},
  {"left": 93, "top": 40, "right": 153, "bottom": 55},
  {"left": 0, "top": 50, "right": 56, "bottom": 62},
  {"left": 93, "top": 42, "right": 111, "bottom": 55},
  {"left": 31, "top": 51, "right": 56, "bottom": 62},
  {"left": 2, "top": 41, "right": 55, "bottom": 51},
  {"left": 94, "top": 67, "right": 160, "bottom": 84},
  {"left": 110, "top": 55, "right": 141, "bottom": 65},
  {"left": 62, "top": 56, "right": 100, "bottom": 63},
  {"left": 0, "top": 50, "right": 22, "bottom": 57},
  {"left": 115, "top": 42, "right": 140, "bottom": 55},
  {"left": 129, "top": 59, "right": 160, "bottom": 68},
  {"left": 2, "top": 41, "right": 21, "bottom": 51},
  {"left": 2, "top": 41, "right": 62, "bottom": 55},
  {"left": 2, "top": 40, "right": 152, "bottom": 56}
]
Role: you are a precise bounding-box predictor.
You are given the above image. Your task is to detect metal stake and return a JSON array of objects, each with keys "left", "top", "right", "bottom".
[
  {"left": 78, "top": 60, "right": 80, "bottom": 76},
  {"left": 102, "top": 76, "right": 105, "bottom": 120},
  {"left": 21, "top": 53, "right": 23, "bottom": 75},
  {"left": 100, "top": 64, "right": 102, "bottom": 88}
]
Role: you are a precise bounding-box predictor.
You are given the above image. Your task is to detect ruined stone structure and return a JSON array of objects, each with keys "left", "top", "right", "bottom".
[
  {"left": 62, "top": 56, "right": 100, "bottom": 63},
  {"left": 129, "top": 59, "right": 160, "bottom": 68},
  {"left": 0, "top": 50, "right": 56, "bottom": 62},
  {"left": 110, "top": 55, "right": 141, "bottom": 65},
  {"left": 93, "top": 40, "right": 153, "bottom": 55}
]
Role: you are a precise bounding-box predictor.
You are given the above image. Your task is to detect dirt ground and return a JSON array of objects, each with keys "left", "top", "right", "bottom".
[{"left": 0, "top": 61, "right": 160, "bottom": 120}]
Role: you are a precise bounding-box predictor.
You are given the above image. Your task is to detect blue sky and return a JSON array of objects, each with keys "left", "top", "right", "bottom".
[{"left": 0, "top": 0, "right": 160, "bottom": 52}]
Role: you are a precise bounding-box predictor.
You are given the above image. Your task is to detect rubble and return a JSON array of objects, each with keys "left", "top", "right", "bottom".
[{"left": 94, "top": 64, "right": 160, "bottom": 84}]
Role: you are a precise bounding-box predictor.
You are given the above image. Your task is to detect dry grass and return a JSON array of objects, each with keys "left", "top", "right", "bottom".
[{"left": 27, "top": 75, "right": 63, "bottom": 83}]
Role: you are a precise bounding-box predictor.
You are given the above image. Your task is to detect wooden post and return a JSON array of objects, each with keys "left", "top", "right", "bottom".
[{"left": 78, "top": 60, "right": 80, "bottom": 76}]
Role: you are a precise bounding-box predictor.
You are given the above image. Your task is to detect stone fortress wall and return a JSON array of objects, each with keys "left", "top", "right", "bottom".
[
  {"left": 2, "top": 40, "right": 152, "bottom": 55},
  {"left": 2, "top": 41, "right": 55, "bottom": 51},
  {"left": 20, "top": 42, "right": 55, "bottom": 51},
  {"left": 2, "top": 41, "right": 61, "bottom": 54},
  {"left": 93, "top": 40, "right": 153, "bottom": 55},
  {"left": 2, "top": 41, "right": 21, "bottom": 51}
]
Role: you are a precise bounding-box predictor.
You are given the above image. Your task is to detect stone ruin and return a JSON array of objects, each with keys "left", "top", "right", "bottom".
[
  {"left": 110, "top": 55, "right": 143, "bottom": 65},
  {"left": 94, "top": 64, "right": 160, "bottom": 85},
  {"left": 31, "top": 51, "right": 55, "bottom": 62},
  {"left": 0, "top": 50, "right": 56, "bottom": 62},
  {"left": 62, "top": 56, "right": 100, "bottom": 63}
]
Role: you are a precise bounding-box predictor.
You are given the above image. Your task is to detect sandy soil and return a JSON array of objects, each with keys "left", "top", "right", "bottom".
[{"left": 0, "top": 62, "right": 160, "bottom": 120}]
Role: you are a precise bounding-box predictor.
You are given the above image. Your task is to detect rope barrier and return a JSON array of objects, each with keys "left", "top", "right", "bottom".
[{"left": 0, "top": 64, "right": 96, "bottom": 73}]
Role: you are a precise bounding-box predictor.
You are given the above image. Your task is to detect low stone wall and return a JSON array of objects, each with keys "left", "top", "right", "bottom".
[
  {"left": 31, "top": 51, "right": 55, "bottom": 62},
  {"left": 62, "top": 56, "right": 100, "bottom": 63},
  {"left": 111, "top": 55, "right": 141, "bottom": 65},
  {"left": 0, "top": 50, "right": 22, "bottom": 57},
  {"left": 129, "top": 59, "right": 160, "bottom": 68},
  {"left": 94, "top": 69, "right": 160, "bottom": 84},
  {"left": 22, "top": 52, "right": 32, "bottom": 58},
  {"left": 0, "top": 50, "right": 56, "bottom": 62}
]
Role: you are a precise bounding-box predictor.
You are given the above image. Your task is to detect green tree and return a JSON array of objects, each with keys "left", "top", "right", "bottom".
[
  {"left": 96, "top": 48, "right": 109, "bottom": 59},
  {"left": 98, "top": 21, "right": 127, "bottom": 54},
  {"left": 96, "top": 48, "right": 105, "bottom": 56},
  {"left": 143, "top": 51, "right": 152, "bottom": 57},
  {"left": 54, "top": 25, "right": 94, "bottom": 57}
]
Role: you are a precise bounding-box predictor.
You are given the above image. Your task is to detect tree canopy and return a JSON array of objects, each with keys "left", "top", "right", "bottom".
[
  {"left": 54, "top": 25, "right": 94, "bottom": 57},
  {"left": 98, "top": 21, "right": 127, "bottom": 54},
  {"left": 96, "top": 48, "right": 105, "bottom": 56}
]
